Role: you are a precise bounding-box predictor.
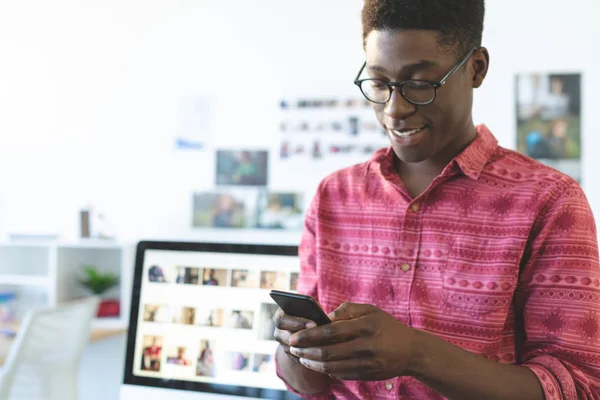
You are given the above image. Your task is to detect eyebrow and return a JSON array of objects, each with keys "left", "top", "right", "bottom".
[{"left": 367, "top": 60, "right": 439, "bottom": 76}]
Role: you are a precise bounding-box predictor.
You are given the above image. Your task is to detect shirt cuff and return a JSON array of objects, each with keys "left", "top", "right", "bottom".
[
  {"left": 522, "top": 355, "right": 577, "bottom": 400},
  {"left": 275, "top": 352, "right": 333, "bottom": 400}
]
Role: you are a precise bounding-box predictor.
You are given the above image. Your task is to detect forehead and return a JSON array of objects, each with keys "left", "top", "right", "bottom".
[{"left": 364, "top": 30, "right": 452, "bottom": 72}]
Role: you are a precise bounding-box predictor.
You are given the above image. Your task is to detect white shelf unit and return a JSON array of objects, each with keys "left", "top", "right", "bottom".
[
  {"left": 0, "top": 274, "right": 50, "bottom": 286},
  {"left": 0, "top": 240, "right": 135, "bottom": 329}
]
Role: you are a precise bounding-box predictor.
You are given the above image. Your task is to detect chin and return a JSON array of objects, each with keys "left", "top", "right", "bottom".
[{"left": 391, "top": 146, "right": 430, "bottom": 164}]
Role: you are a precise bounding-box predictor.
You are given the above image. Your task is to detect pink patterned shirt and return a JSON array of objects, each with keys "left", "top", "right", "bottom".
[{"left": 277, "top": 125, "right": 600, "bottom": 399}]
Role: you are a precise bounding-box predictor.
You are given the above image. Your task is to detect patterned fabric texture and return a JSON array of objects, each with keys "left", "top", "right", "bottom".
[{"left": 277, "top": 125, "right": 600, "bottom": 400}]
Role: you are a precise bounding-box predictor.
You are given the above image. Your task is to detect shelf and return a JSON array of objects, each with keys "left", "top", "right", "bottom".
[
  {"left": 0, "top": 240, "right": 125, "bottom": 250},
  {"left": 0, "top": 242, "right": 133, "bottom": 331},
  {"left": 57, "top": 240, "right": 124, "bottom": 250},
  {"left": 92, "top": 317, "right": 128, "bottom": 330},
  {"left": 0, "top": 274, "right": 49, "bottom": 286},
  {"left": 0, "top": 242, "right": 53, "bottom": 248}
]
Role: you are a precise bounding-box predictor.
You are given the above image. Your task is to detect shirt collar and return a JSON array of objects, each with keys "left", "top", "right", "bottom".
[
  {"left": 454, "top": 124, "right": 498, "bottom": 180},
  {"left": 371, "top": 124, "right": 498, "bottom": 181}
]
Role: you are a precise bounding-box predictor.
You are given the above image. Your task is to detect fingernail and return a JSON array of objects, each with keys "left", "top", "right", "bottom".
[
  {"left": 289, "top": 334, "right": 298, "bottom": 345},
  {"left": 290, "top": 347, "right": 299, "bottom": 356},
  {"left": 305, "top": 322, "right": 317, "bottom": 329},
  {"left": 299, "top": 358, "right": 307, "bottom": 366}
]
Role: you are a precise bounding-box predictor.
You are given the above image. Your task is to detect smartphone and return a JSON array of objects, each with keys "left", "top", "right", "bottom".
[{"left": 269, "top": 290, "right": 331, "bottom": 326}]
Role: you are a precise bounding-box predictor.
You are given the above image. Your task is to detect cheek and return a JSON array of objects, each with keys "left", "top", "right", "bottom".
[
  {"left": 372, "top": 105, "right": 385, "bottom": 124},
  {"left": 433, "top": 79, "right": 473, "bottom": 119}
]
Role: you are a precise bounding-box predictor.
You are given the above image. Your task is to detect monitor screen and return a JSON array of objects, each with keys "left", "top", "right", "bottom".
[{"left": 123, "top": 241, "right": 302, "bottom": 399}]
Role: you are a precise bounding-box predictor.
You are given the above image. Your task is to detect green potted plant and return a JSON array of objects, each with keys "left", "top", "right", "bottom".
[{"left": 80, "top": 265, "right": 120, "bottom": 317}]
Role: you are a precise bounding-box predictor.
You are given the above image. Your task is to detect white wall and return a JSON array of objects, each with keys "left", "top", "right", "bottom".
[{"left": 0, "top": 0, "right": 598, "bottom": 244}]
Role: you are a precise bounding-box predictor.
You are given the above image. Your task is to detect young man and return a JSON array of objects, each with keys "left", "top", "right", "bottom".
[{"left": 274, "top": 1, "right": 600, "bottom": 399}]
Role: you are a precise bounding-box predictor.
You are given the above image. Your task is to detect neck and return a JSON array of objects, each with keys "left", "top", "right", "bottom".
[
  {"left": 399, "top": 123, "right": 477, "bottom": 177},
  {"left": 395, "top": 123, "right": 478, "bottom": 197}
]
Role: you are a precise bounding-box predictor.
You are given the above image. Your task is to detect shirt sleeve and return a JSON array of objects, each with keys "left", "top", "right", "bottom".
[
  {"left": 275, "top": 184, "right": 334, "bottom": 400},
  {"left": 518, "top": 178, "right": 600, "bottom": 399}
]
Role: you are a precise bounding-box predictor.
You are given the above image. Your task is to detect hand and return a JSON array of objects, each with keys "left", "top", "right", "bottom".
[
  {"left": 288, "top": 303, "right": 419, "bottom": 381},
  {"left": 273, "top": 308, "right": 317, "bottom": 361}
]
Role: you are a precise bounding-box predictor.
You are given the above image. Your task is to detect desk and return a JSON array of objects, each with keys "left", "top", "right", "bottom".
[{"left": 0, "top": 323, "right": 126, "bottom": 366}]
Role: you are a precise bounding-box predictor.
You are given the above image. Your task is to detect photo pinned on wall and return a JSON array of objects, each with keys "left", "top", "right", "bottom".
[
  {"left": 165, "top": 344, "right": 193, "bottom": 366},
  {"left": 175, "top": 97, "right": 212, "bottom": 151},
  {"left": 279, "top": 96, "right": 388, "bottom": 162},
  {"left": 216, "top": 150, "right": 268, "bottom": 186},
  {"left": 192, "top": 190, "right": 304, "bottom": 231},
  {"left": 192, "top": 191, "right": 255, "bottom": 229},
  {"left": 255, "top": 192, "right": 304, "bottom": 230},
  {"left": 141, "top": 335, "right": 163, "bottom": 372},
  {"left": 196, "top": 340, "right": 216, "bottom": 377},
  {"left": 515, "top": 73, "right": 582, "bottom": 183}
]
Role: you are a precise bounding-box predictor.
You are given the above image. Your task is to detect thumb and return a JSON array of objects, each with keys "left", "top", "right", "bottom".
[{"left": 328, "top": 303, "right": 375, "bottom": 322}]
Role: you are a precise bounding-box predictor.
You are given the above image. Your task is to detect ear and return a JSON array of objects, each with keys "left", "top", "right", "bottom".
[{"left": 472, "top": 47, "right": 489, "bottom": 89}]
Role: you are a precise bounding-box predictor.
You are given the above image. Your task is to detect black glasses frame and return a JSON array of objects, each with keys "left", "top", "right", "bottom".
[{"left": 353, "top": 47, "right": 478, "bottom": 106}]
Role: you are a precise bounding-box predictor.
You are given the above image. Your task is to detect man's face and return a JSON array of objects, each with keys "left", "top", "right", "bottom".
[{"left": 364, "top": 30, "right": 480, "bottom": 164}]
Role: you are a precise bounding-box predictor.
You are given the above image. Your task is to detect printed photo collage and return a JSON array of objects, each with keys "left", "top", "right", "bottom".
[
  {"left": 279, "top": 97, "right": 390, "bottom": 161},
  {"left": 191, "top": 148, "right": 306, "bottom": 231},
  {"left": 192, "top": 189, "right": 304, "bottom": 230},
  {"left": 515, "top": 73, "right": 582, "bottom": 183},
  {"left": 141, "top": 264, "right": 299, "bottom": 382}
]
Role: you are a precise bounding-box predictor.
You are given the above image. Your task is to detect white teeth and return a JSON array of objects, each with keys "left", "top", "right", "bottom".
[{"left": 391, "top": 127, "right": 424, "bottom": 138}]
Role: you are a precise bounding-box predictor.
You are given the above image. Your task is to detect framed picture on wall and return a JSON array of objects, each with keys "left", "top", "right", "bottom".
[
  {"left": 515, "top": 73, "right": 582, "bottom": 183},
  {"left": 215, "top": 150, "right": 268, "bottom": 186}
]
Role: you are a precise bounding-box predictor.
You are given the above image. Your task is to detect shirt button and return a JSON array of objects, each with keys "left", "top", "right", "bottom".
[
  {"left": 385, "top": 381, "right": 394, "bottom": 391},
  {"left": 401, "top": 263, "right": 411, "bottom": 272},
  {"left": 410, "top": 202, "right": 420, "bottom": 212}
]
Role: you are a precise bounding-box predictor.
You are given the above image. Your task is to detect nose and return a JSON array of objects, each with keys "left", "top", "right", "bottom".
[{"left": 384, "top": 87, "right": 416, "bottom": 120}]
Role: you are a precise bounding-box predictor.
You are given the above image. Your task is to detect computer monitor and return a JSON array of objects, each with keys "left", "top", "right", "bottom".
[{"left": 121, "top": 241, "right": 302, "bottom": 400}]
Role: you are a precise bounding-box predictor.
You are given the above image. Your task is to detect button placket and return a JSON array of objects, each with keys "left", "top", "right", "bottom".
[{"left": 401, "top": 198, "right": 424, "bottom": 328}]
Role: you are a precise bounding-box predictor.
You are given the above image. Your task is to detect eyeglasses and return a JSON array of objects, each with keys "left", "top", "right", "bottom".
[{"left": 354, "top": 47, "right": 477, "bottom": 106}]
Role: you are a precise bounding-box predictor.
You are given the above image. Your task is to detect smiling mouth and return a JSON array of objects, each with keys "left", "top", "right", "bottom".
[{"left": 389, "top": 126, "right": 426, "bottom": 138}]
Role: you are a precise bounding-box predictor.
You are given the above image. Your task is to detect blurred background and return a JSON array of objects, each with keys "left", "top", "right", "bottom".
[
  {"left": 0, "top": 0, "right": 599, "bottom": 399},
  {"left": 0, "top": 0, "right": 598, "bottom": 243}
]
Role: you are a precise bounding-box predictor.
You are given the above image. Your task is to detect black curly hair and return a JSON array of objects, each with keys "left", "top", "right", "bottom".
[{"left": 362, "top": 0, "right": 485, "bottom": 54}]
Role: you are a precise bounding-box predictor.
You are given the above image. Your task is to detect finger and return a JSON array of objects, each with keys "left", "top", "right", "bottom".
[
  {"left": 328, "top": 302, "right": 375, "bottom": 322},
  {"left": 279, "top": 343, "right": 293, "bottom": 357},
  {"left": 298, "top": 357, "right": 380, "bottom": 377},
  {"left": 275, "top": 311, "right": 316, "bottom": 332},
  {"left": 289, "top": 339, "right": 374, "bottom": 362},
  {"left": 274, "top": 328, "right": 292, "bottom": 346},
  {"left": 289, "top": 318, "right": 370, "bottom": 347},
  {"left": 276, "top": 342, "right": 302, "bottom": 365}
]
